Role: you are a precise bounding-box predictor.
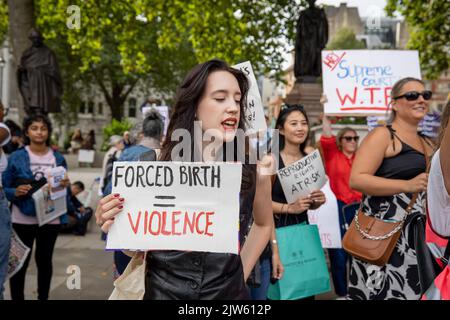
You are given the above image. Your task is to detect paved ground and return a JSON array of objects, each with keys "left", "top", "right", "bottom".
[{"left": 3, "top": 167, "right": 339, "bottom": 300}]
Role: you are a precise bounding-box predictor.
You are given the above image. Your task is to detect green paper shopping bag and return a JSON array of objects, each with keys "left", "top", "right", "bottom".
[{"left": 267, "top": 223, "right": 330, "bottom": 300}]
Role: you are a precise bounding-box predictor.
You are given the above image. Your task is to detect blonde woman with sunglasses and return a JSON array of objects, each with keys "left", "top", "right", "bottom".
[{"left": 348, "top": 77, "right": 434, "bottom": 300}]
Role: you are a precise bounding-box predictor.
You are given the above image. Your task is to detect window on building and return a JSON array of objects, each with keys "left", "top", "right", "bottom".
[
  {"left": 129, "top": 98, "right": 137, "bottom": 118},
  {"left": 98, "top": 102, "right": 103, "bottom": 115},
  {"left": 88, "top": 101, "right": 94, "bottom": 114},
  {"left": 79, "top": 101, "right": 86, "bottom": 114}
]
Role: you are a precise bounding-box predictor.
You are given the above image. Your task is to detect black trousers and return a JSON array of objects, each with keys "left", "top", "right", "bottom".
[{"left": 9, "top": 223, "right": 60, "bottom": 300}]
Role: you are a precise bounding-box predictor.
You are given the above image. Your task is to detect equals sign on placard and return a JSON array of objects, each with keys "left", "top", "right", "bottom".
[{"left": 154, "top": 195, "right": 176, "bottom": 207}]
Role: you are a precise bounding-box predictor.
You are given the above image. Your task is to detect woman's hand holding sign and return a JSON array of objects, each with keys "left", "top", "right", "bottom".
[
  {"left": 286, "top": 190, "right": 326, "bottom": 213},
  {"left": 287, "top": 196, "right": 313, "bottom": 213},
  {"left": 95, "top": 193, "right": 124, "bottom": 233},
  {"left": 308, "top": 190, "right": 326, "bottom": 210},
  {"left": 59, "top": 173, "right": 71, "bottom": 188}
]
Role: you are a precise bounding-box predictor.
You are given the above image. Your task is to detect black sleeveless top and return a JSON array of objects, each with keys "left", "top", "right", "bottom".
[
  {"left": 272, "top": 153, "right": 309, "bottom": 228},
  {"left": 144, "top": 163, "right": 256, "bottom": 300},
  {"left": 362, "top": 126, "right": 430, "bottom": 222},
  {"left": 374, "top": 126, "right": 427, "bottom": 180}
]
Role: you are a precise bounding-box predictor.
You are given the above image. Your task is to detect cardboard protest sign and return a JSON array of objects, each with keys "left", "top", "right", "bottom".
[
  {"left": 308, "top": 179, "right": 342, "bottom": 248},
  {"left": 142, "top": 105, "right": 170, "bottom": 135},
  {"left": 419, "top": 112, "right": 441, "bottom": 138},
  {"left": 322, "top": 50, "right": 421, "bottom": 115},
  {"left": 33, "top": 185, "right": 67, "bottom": 226},
  {"left": 277, "top": 150, "right": 327, "bottom": 204},
  {"left": 106, "top": 161, "right": 242, "bottom": 254},
  {"left": 366, "top": 115, "right": 387, "bottom": 131},
  {"left": 232, "top": 61, "right": 267, "bottom": 134}
]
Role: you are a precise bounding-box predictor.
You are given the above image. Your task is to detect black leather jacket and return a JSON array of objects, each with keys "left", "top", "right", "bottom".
[{"left": 144, "top": 164, "right": 256, "bottom": 300}]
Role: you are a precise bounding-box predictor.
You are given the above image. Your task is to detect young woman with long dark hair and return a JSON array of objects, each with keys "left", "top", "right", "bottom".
[
  {"left": 95, "top": 59, "right": 273, "bottom": 299},
  {"left": 270, "top": 104, "right": 326, "bottom": 300}
]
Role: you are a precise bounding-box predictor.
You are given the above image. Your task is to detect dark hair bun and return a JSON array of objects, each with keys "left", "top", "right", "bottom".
[{"left": 144, "top": 109, "right": 164, "bottom": 121}]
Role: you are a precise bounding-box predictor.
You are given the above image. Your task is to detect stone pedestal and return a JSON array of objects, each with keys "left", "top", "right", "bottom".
[{"left": 284, "top": 81, "right": 323, "bottom": 125}]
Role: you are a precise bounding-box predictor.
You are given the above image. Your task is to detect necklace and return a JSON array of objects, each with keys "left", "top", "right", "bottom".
[{"left": 281, "top": 151, "right": 302, "bottom": 166}]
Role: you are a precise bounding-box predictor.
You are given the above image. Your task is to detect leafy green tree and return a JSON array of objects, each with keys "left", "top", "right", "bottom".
[
  {"left": 326, "top": 28, "right": 366, "bottom": 50},
  {"left": 0, "top": 0, "right": 7, "bottom": 42},
  {"left": 2, "top": 0, "right": 305, "bottom": 120},
  {"left": 386, "top": 0, "right": 450, "bottom": 79}
]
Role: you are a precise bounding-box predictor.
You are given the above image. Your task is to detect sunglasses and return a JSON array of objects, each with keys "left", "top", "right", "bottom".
[
  {"left": 341, "top": 136, "right": 359, "bottom": 142},
  {"left": 393, "top": 90, "right": 432, "bottom": 101},
  {"left": 281, "top": 104, "right": 304, "bottom": 111}
]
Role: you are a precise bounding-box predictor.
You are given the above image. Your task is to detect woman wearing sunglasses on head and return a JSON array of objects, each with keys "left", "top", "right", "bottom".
[
  {"left": 318, "top": 96, "right": 362, "bottom": 299},
  {"left": 348, "top": 77, "right": 434, "bottom": 300},
  {"left": 270, "top": 104, "right": 326, "bottom": 300}
]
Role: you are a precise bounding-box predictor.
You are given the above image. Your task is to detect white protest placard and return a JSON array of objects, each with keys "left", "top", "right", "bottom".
[
  {"left": 308, "top": 179, "right": 342, "bottom": 249},
  {"left": 232, "top": 61, "right": 267, "bottom": 134},
  {"left": 419, "top": 112, "right": 441, "bottom": 138},
  {"left": 78, "top": 149, "right": 95, "bottom": 163},
  {"left": 106, "top": 161, "right": 242, "bottom": 254},
  {"left": 321, "top": 50, "right": 421, "bottom": 115},
  {"left": 33, "top": 185, "right": 67, "bottom": 226},
  {"left": 142, "top": 105, "right": 170, "bottom": 135},
  {"left": 277, "top": 150, "right": 327, "bottom": 204},
  {"left": 46, "top": 166, "right": 67, "bottom": 200},
  {"left": 366, "top": 115, "right": 387, "bottom": 131}
]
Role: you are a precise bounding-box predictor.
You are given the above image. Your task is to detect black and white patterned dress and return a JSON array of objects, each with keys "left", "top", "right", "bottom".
[{"left": 347, "top": 129, "right": 431, "bottom": 300}]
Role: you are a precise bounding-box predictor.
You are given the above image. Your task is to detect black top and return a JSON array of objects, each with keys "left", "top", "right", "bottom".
[
  {"left": 144, "top": 163, "right": 256, "bottom": 300},
  {"left": 272, "top": 153, "right": 309, "bottom": 228},
  {"left": 362, "top": 126, "right": 430, "bottom": 221},
  {"left": 375, "top": 126, "right": 427, "bottom": 180}
]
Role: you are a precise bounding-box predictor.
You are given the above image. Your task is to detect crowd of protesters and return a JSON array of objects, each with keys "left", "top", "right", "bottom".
[{"left": 0, "top": 59, "right": 448, "bottom": 301}]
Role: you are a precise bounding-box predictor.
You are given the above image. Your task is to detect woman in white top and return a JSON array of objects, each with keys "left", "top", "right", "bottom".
[{"left": 428, "top": 100, "right": 450, "bottom": 238}]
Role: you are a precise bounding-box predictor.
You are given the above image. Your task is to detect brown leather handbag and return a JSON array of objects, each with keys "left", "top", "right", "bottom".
[
  {"left": 343, "top": 134, "right": 430, "bottom": 267},
  {"left": 342, "top": 193, "right": 417, "bottom": 266}
]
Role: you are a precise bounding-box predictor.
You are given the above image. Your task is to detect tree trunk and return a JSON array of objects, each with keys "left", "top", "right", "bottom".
[
  {"left": 92, "top": 70, "right": 139, "bottom": 121},
  {"left": 110, "top": 100, "right": 123, "bottom": 121},
  {"left": 7, "top": 0, "right": 35, "bottom": 120},
  {"left": 105, "top": 81, "right": 137, "bottom": 121}
]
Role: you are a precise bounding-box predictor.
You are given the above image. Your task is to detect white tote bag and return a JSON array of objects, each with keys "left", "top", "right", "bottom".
[{"left": 109, "top": 252, "right": 146, "bottom": 300}]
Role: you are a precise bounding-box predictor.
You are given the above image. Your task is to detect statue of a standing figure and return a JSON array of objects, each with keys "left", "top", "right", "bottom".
[
  {"left": 17, "top": 28, "right": 63, "bottom": 115},
  {"left": 294, "top": 0, "right": 328, "bottom": 81}
]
